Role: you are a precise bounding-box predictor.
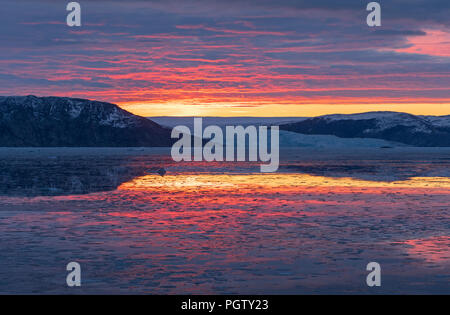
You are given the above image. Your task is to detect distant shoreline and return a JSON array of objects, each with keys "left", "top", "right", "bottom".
[{"left": 1, "top": 146, "right": 450, "bottom": 158}]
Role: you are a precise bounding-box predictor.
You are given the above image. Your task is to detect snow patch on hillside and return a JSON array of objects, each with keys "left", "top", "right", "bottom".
[
  {"left": 322, "top": 111, "right": 433, "bottom": 133},
  {"left": 421, "top": 115, "right": 450, "bottom": 128},
  {"left": 99, "top": 108, "right": 132, "bottom": 128}
]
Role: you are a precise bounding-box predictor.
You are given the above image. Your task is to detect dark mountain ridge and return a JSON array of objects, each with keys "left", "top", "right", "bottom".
[
  {"left": 280, "top": 111, "right": 450, "bottom": 147},
  {"left": 0, "top": 95, "right": 172, "bottom": 147},
  {"left": 1, "top": 97, "right": 448, "bottom": 147}
]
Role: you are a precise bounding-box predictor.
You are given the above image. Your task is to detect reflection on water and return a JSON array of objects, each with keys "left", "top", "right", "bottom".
[
  {"left": 0, "top": 156, "right": 169, "bottom": 196},
  {"left": 0, "top": 148, "right": 449, "bottom": 294},
  {"left": 401, "top": 236, "right": 450, "bottom": 264},
  {"left": 120, "top": 174, "right": 450, "bottom": 190}
]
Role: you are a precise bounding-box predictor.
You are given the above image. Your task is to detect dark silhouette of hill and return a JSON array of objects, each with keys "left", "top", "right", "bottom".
[
  {"left": 0, "top": 95, "right": 172, "bottom": 147},
  {"left": 280, "top": 112, "right": 450, "bottom": 147}
]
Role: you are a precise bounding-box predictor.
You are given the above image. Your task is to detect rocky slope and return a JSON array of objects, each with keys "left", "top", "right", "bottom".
[{"left": 0, "top": 95, "right": 172, "bottom": 147}]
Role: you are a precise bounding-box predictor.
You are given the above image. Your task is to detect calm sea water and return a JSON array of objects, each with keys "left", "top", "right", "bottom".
[{"left": 0, "top": 148, "right": 449, "bottom": 294}]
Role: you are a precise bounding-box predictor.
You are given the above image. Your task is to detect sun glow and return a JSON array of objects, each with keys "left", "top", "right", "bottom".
[{"left": 119, "top": 101, "right": 450, "bottom": 117}]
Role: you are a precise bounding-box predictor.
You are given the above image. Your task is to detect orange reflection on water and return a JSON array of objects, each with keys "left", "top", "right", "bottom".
[
  {"left": 3, "top": 170, "right": 448, "bottom": 294},
  {"left": 118, "top": 174, "right": 450, "bottom": 191},
  {"left": 402, "top": 236, "right": 450, "bottom": 264}
]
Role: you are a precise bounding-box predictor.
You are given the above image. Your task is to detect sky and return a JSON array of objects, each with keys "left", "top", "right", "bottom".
[{"left": 0, "top": 0, "right": 449, "bottom": 117}]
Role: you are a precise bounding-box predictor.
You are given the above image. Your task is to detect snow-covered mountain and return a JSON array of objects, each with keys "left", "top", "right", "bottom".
[
  {"left": 280, "top": 111, "right": 450, "bottom": 147},
  {"left": 420, "top": 115, "right": 450, "bottom": 128},
  {"left": 0, "top": 95, "right": 172, "bottom": 147}
]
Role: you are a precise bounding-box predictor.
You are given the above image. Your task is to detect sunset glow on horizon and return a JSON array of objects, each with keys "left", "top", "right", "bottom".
[{"left": 118, "top": 101, "right": 450, "bottom": 117}]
